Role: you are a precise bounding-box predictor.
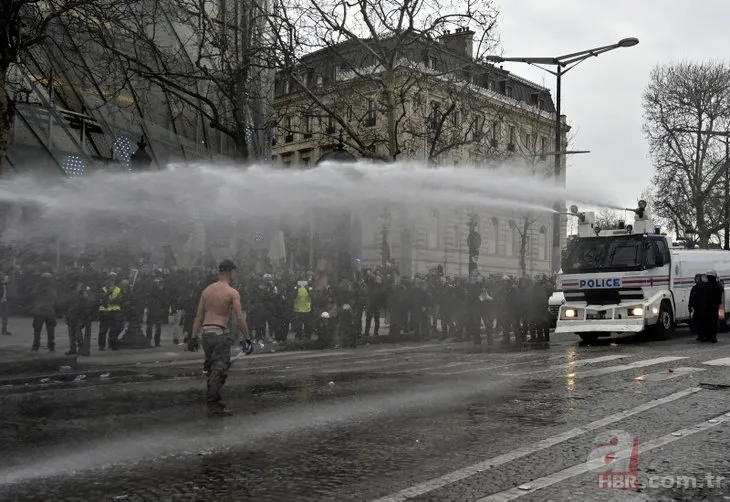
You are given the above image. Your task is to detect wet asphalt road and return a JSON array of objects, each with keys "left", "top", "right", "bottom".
[{"left": 2, "top": 329, "right": 730, "bottom": 501}]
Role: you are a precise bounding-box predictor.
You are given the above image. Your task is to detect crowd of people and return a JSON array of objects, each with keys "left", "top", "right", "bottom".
[{"left": 0, "top": 258, "right": 557, "bottom": 354}]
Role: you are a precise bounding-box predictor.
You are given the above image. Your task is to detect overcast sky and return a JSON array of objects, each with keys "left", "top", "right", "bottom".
[{"left": 497, "top": 0, "right": 728, "bottom": 210}]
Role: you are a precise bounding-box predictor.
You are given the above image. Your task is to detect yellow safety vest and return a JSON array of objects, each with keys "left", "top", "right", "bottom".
[
  {"left": 99, "top": 286, "right": 122, "bottom": 312},
  {"left": 293, "top": 287, "right": 311, "bottom": 313}
]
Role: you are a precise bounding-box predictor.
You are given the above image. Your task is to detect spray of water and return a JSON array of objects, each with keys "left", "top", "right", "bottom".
[
  {"left": 0, "top": 375, "right": 515, "bottom": 486},
  {"left": 0, "top": 160, "right": 625, "bottom": 252}
]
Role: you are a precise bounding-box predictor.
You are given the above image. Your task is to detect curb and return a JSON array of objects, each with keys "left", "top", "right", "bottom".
[
  {"left": 0, "top": 355, "right": 79, "bottom": 376},
  {"left": 0, "top": 332, "right": 449, "bottom": 374}
]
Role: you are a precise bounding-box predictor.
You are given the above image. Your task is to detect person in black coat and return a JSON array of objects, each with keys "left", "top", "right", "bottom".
[
  {"left": 64, "top": 282, "right": 95, "bottom": 356},
  {"left": 690, "top": 271, "right": 723, "bottom": 343},
  {"left": 145, "top": 278, "right": 168, "bottom": 347},
  {"left": 31, "top": 273, "right": 58, "bottom": 352}
]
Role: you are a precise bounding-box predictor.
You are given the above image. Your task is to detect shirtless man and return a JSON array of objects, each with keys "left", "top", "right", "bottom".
[{"left": 191, "top": 259, "right": 250, "bottom": 417}]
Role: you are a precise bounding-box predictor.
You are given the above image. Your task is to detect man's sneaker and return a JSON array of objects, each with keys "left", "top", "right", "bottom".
[{"left": 208, "top": 407, "right": 233, "bottom": 418}]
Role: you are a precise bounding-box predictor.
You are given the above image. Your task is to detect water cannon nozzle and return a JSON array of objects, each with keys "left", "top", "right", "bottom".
[
  {"left": 569, "top": 205, "right": 578, "bottom": 215},
  {"left": 626, "top": 224, "right": 634, "bottom": 233},
  {"left": 594, "top": 225, "right": 601, "bottom": 235},
  {"left": 638, "top": 200, "right": 647, "bottom": 210},
  {"left": 578, "top": 212, "right": 586, "bottom": 223}
]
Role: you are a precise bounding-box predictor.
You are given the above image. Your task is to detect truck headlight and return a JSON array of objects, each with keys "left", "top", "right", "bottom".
[
  {"left": 629, "top": 307, "right": 643, "bottom": 317},
  {"left": 564, "top": 308, "right": 577, "bottom": 318}
]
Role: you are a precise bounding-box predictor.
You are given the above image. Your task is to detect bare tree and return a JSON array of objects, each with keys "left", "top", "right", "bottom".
[
  {"left": 643, "top": 61, "right": 730, "bottom": 248},
  {"left": 594, "top": 208, "right": 623, "bottom": 229},
  {"left": 69, "top": 0, "right": 276, "bottom": 160},
  {"left": 270, "top": 0, "right": 500, "bottom": 161},
  {"left": 507, "top": 104, "right": 555, "bottom": 276},
  {"left": 0, "top": 0, "right": 102, "bottom": 172}
]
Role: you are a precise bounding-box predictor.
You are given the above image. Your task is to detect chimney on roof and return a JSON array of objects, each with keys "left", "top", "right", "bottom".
[{"left": 439, "top": 26, "right": 475, "bottom": 59}]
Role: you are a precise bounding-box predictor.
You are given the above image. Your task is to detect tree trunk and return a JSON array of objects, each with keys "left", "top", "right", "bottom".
[
  {"left": 518, "top": 217, "right": 530, "bottom": 277},
  {"left": 696, "top": 203, "right": 709, "bottom": 248},
  {"left": 383, "top": 71, "right": 398, "bottom": 160},
  {"left": 0, "top": 70, "right": 14, "bottom": 175}
]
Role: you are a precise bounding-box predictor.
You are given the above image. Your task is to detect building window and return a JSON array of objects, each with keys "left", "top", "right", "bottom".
[
  {"left": 506, "top": 220, "right": 515, "bottom": 256},
  {"left": 303, "top": 115, "right": 313, "bottom": 137},
  {"left": 506, "top": 86, "right": 513, "bottom": 98},
  {"left": 488, "top": 217, "right": 498, "bottom": 254},
  {"left": 538, "top": 226, "right": 547, "bottom": 261},
  {"left": 525, "top": 133, "right": 531, "bottom": 149},
  {"left": 302, "top": 156, "right": 310, "bottom": 167},
  {"left": 430, "top": 57, "right": 439, "bottom": 71},
  {"left": 427, "top": 210, "right": 439, "bottom": 249},
  {"left": 327, "top": 116, "right": 336, "bottom": 134},
  {"left": 508, "top": 125, "right": 516, "bottom": 149},
  {"left": 538, "top": 98, "right": 545, "bottom": 110},
  {"left": 451, "top": 109, "right": 459, "bottom": 128},
  {"left": 365, "top": 99, "right": 376, "bottom": 126},
  {"left": 285, "top": 117, "right": 293, "bottom": 142},
  {"left": 472, "top": 115, "right": 483, "bottom": 140},
  {"left": 429, "top": 101, "right": 440, "bottom": 131},
  {"left": 540, "top": 136, "right": 547, "bottom": 159}
]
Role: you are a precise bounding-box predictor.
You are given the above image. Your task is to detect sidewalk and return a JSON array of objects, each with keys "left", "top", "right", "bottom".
[
  {"left": 0, "top": 316, "right": 429, "bottom": 372},
  {"left": 0, "top": 317, "right": 199, "bottom": 373}
]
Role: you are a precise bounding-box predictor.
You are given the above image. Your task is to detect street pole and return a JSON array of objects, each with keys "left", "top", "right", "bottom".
[
  {"left": 486, "top": 37, "right": 638, "bottom": 274},
  {"left": 725, "top": 136, "right": 730, "bottom": 251},
  {"left": 552, "top": 66, "right": 562, "bottom": 275}
]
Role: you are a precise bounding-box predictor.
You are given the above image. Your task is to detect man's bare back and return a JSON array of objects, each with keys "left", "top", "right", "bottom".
[
  {"left": 200, "top": 282, "right": 237, "bottom": 328},
  {"left": 192, "top": 277, "right": 249, "bottom": 339}
]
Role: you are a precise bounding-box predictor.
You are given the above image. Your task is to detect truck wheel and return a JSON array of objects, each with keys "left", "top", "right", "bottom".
[
  {"left": 648, "top": 302, "right": 673, "bottom": 340},
  {"left": 578, "top": 333, "right": 599, "bottom": 344}
]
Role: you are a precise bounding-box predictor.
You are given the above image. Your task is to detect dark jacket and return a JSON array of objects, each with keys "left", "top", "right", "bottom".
[{"left": 31, "top": 279, "right": 58, "bottom": 318}]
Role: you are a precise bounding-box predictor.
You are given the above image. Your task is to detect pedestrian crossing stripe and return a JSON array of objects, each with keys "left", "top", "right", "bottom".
[
  {"left": 565, "top": 357, "right": 688, "bottom": 378},
  {"left": 635, "top": 367, "right": 705, "bottom": 382},
  {"left": 702, "top": 357, "right": 730, "bottom": 366}
]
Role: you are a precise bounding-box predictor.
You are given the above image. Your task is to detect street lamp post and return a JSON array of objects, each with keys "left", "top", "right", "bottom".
[{"left": 487, "top": 37, "right": 639, "bottom": 274}]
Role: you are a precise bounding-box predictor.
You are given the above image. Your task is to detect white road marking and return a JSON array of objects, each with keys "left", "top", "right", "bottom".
[
  {"left": 702, "top": 357, "right": 730, "bottom": 366},
  {"left": 477, "top": 411, "right": 730, "bottom": 501},
  {"left": 553, "top": 354, "right": 630, "bottom": 368},
  {"left": 432, "top": 355, "right": 568, "bottom": 376},
  {"left": 496, "top": 355, "right": 631, "bottom": 377},
  {"left": 374, "top": 343, "right": 452, "bottom": 353},
  {"left": 635, "top": 367, "right": 705, "bottom": 382},
  {"left": 569, "top": 356, "right": 688, "bottom": 378},
  {"left": 371, "top": 386, "right": 703, "bottom": 501}
]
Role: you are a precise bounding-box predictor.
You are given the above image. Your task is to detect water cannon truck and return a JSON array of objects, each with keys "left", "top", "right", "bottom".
[{"left": 556, "top": 201, "right": 730, "bottom": 343}]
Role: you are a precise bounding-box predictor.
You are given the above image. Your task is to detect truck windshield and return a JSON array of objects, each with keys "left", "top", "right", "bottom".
[{"left": 562, "top": 235, "right": 643, "bottom": 273}]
